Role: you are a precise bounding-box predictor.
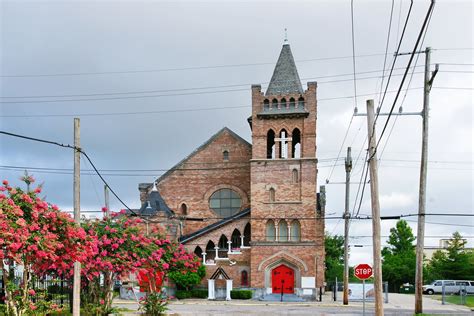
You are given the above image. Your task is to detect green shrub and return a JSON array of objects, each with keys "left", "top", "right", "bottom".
[
  {"left": 175, "top": 290, "right": 192, "bottom": 300},
  {"left": 230, "top": 290, "right": 252, "bottom": 299},
  {"left": 191, "top": 289, "right": 208, "bottom": 298}
]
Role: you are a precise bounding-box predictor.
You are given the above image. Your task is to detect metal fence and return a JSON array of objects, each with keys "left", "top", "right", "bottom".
[{"left": 0, "top": 273, "right": 72, "bottom": 311}]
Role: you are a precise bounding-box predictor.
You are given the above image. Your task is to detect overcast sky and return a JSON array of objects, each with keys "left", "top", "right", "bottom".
[{"left": 1, "top": 0, "right": 472, "bottom": 265}]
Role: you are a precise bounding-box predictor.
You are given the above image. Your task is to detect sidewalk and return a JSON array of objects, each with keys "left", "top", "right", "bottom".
[{"left": 113, "top": 292, "right": 473, "bottom": 315}]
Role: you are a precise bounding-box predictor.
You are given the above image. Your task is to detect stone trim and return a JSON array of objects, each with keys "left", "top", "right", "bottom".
[
  {"left": 257, "top": 250, "right": 308, "bottom": 272},
  {"left": 250, "top": 158, "right": 318, "bottom": 162},
  {"left": 252, "top": 242, "right": 316, "bottom": 247}
]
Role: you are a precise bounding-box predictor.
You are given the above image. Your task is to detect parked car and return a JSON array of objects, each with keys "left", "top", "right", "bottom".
[{"left": 422, "top": 280, "right": 474, "bottom": 295}]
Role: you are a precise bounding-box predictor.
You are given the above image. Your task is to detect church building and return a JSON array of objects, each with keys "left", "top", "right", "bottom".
[{"left": 136, "top": 41, "right": 326, "bottom": 300}]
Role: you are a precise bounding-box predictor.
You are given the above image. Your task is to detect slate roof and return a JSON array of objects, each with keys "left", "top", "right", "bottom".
[
  {"left": 265, "top": 44, "right": 303, "bottom": 96},
  {"left": 136, "top": 188, "right": 174, "bottom": 218},
  {"left": 179, "top": 208, "right": 250, "bottom": 244}
]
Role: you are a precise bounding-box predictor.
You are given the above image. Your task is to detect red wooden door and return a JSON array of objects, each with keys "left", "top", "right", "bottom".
[{"left": 272, "top": 265, "right": 294, "bottom": 294}]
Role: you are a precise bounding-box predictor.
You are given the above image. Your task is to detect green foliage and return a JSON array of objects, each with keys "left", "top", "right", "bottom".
[
  {"left": 324, "top": 233, "right": 344, "bottom": 282},
  {"left": 168, "top": 265, "right": 206, "bottom": 291},
  {"left": 230, "top": 290, "right": 252, "bottom": 299},
  {"left": 445, "top": 295, "right": 474, "bottom": 308},
  {"left": 381, "top": 220, "right": 416, "bottom": 292},
  {"left": 425, "top": 232, "right": 474, "bottom": 282},
  {"left": 139, "top": 292, "right": 169, "bottom": 315},
  {"left": 175, "top": 289, "right": 208, "bottom": 299}
]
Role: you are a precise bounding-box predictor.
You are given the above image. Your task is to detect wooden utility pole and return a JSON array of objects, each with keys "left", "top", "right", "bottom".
[
  {"left": 72, "top": 118, "right": 81, "bottom": 316},
  {"left": 104, "top": 185, "right": 110, "bottom": 217},
  {"left": 343, "top": 147, "right": 352, "bottom": 305},
  {"left": 366, "top": 100, "right": 383, "bottom": 316},
  {"left": 415, "top": 46, "right": 437, "bottom": 314}
]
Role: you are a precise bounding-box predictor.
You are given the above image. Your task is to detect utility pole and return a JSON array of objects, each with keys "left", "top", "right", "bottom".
[
  {"left": 366, "top": 100, "right": 383, "bottom": 316},
  {"left": 72, "top": 118, "right": 81, "bottom": 316},
  {"left": 104, "top": 185, "right": 110, "bottom": 217},
  {"left": 343, "top": 147, "right": 352, "bottom": 305},
  {"left": 415, "top": 46, "right": 437, "bottom": 314}
]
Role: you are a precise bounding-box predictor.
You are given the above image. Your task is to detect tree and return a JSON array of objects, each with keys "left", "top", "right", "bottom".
[
  {"left": 81, "top": 211, "right": 202, "bottom": 315},
  {"left": 325, "top": 233, "right": 344, "bottom": 284},
  {"left": 168, "top": 265, "right": 206, "bottom": 291},
  {"left": 0, "top": 178, "right": 96, "bottom": 316},
  {"left": 426, "top": 232, "right": 474, "bottom": 282},
  {"left": 382, "top": 220, "right": 416, "bottom": 292}
]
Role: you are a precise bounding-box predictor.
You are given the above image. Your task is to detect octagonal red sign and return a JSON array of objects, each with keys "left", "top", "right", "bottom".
[{"left": 354, "top": 263, "right": 373, "bottom": 280}]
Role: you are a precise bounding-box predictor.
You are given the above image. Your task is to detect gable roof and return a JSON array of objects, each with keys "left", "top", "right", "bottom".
[
  {"left": 210, "top": 267, "right": 231, "bottom": 280},
  {"left": 179, "top": 208, "right": 250, "bottom": 244},
  {"left": 266, "top": 44, "right": 303, "bottom": 96},
  {"left": 147, "top": 127, "right": 251, "bottom": 188}
]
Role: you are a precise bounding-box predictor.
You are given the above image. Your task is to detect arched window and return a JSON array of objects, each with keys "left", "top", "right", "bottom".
[
  {"left": 241, "top": 270, "right": 249, "bottom": 286},
  {"left": 267, "top": 129, "right": 275, "bottom": 159},
  {"left": 289, "top": 97, "right": 295, "bottom": 109},
  {"left": 223, "top": 150, "right": 229, "bottom": 161},
  {"left": 292, "top": 169, "right": 298, "bottom": 183},
  {"left": 266, "top": 220, "right": 276, "bottom": 241},
  {"left": 263, "top": 99, "right": 270, "bottom": 111},
  {"left": 194, "top": 246, "right": 203, "bottom": 258},
  {"left": 290, "top": 220, "right": 301, "bottom": 242},
  {"left": 180, "top": 203, "right": 188, "bottom": 215},
  {"left": 278, "top": 220, "right": 288, "bottom": 242},
  {"left": 231, "top": 229, "right": 241, "bottom": 249},
  {"left": 218, "top": 234, "right": 229, "bottom": 258},
  {"left": 281, "top": 98, "right": 287, "bottom": 109},
  {"left": 269, "top": 188, "right": 275, "bottom": 202},
  {"left": 291, "top": 128, "right": 301, "bottom": 158},
  {"left": 298, "top": 96, "right": 305, "bottom": 108},
  {"left": 243, "top": 222, "right": 251, "bottom": 246},
  {"left": 209, "top": 189, "right": 242, "bottom": 218},
  {"left": 272, "top": 98, "right": 278, "bottom": 109},
  {"left": 206, "top": 240, "right": 215, "bottom": 260},
  {"left": 279, "top": 129, "right": 289, "bottom": 159}
]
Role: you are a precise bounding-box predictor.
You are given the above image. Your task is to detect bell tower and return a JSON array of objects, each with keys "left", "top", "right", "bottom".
[{"left": 249, "top": 42, "right": 324, "bottom": 293}]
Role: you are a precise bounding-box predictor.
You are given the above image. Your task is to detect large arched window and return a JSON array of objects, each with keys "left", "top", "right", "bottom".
[
  {"left": 267, "top": 129, "right": 275, "bottom": 159},
  {"left": 218, "top": 234, "right": 229, "bottom": 258},
  {"left": 290, "top": 220, "right": 301, "bottom": 242},
  {"left": 266, "top": 220, "right": 276, "bottom": 241},
  {"left": 206, "top": 240, "right": 215, "bottom": 260},
  {"left": 231, "top": 229, "right": 241, "bottom": 249},
  {"left": 243, "top": 222, "right": 251, "bottom": 246},
  {"left": 209, "top": 189, "right": 242, "bottom": 218},
  {"left": 278, "top": 220, "right": 288, "bottom": 242},
  {"left": 291, "top": 128, "right": 301, "bottom": 158}
]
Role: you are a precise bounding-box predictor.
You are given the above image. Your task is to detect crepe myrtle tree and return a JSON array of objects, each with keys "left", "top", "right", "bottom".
[
  {"left": 0, "top": 178, "right": 97, "bottom": 316},
  {"left": 81, "top": 210, "right": 202, "bottom": 315}
]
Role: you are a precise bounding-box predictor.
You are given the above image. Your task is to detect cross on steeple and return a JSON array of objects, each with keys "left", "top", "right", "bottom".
[
  {"left": 284, "top": 28, "right": 288, "bottom": 45},
  {"left": 275, "top": 131, "right": 292, "bottom": 158}
]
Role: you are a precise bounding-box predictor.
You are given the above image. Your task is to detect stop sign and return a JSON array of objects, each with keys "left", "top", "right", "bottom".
[{"left": 354, "top": 263, "right": 373, "bottom": 280}]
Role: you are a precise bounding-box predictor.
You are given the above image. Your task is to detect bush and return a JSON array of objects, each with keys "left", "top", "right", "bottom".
[
  {"left": 175, "top": 289, "right": 208, "bottom": 299},
  {"left": 191, "top": 289, "right": 208, "bottom": 298},
  {"left": 230, "top": 290, "right": 252, "bottom": 300}
]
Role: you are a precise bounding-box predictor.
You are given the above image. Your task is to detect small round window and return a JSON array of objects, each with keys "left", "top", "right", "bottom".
[{"left": 209, "top": 189, "right": 242, "bottom": 218}]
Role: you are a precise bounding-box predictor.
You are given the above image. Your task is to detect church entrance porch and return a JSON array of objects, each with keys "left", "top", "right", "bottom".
[{"left": 272, "top": 264, "right": 294, "bottom": 294}]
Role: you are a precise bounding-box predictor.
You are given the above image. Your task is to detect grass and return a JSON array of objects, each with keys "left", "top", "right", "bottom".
[{"left": 444, "top": 295, "right": 474, "bottom": 307}]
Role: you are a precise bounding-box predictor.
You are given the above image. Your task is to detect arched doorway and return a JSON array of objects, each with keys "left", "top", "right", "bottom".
[{"left": 271, "top": 265, "right": 294, "bottom": 294}]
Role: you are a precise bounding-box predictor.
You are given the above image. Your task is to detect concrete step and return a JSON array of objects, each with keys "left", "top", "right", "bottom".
[{"left": 259, "top": 293, "right": 305, "bottom": 302}]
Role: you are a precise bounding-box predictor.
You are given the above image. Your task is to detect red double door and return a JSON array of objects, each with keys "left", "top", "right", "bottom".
[{"left": 272, "top": 264, "right": 294, "bottom": 294}]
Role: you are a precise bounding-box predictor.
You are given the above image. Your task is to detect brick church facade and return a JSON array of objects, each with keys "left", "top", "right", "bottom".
[{"left": 136, "top": 42, "right": 326, "bottom": 299}]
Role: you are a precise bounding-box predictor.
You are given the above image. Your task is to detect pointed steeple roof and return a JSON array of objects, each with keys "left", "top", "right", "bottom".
[{"left": 265, "top": 43, "right": 303, "bottom": 96}]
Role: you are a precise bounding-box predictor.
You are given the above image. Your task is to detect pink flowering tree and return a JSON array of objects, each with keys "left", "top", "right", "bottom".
[
  {"left": 81, "top": 210, "right": 201, "bottom": 315},
  {"left": 0, "top": 178, "right": 97, "bottom": 316}
]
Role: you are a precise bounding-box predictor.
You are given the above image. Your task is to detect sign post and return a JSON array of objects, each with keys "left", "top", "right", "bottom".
[{"left": 354, "top": 264, "right": 373, "bottom": 316}]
